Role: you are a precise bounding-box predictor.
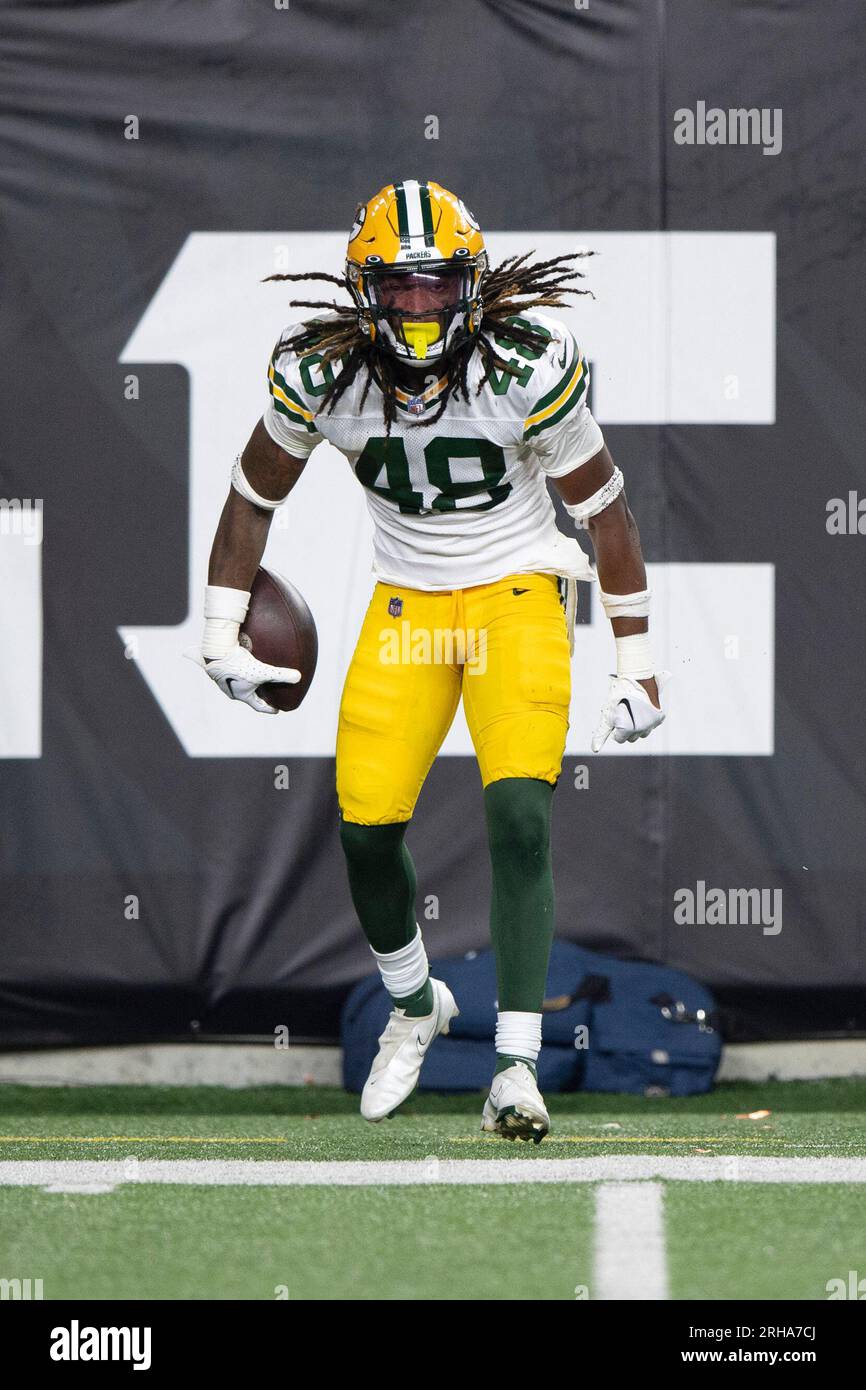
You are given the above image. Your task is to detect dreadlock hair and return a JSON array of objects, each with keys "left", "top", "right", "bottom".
[{"left": 262, "top": 250, "right": 594, "bottom": 435}]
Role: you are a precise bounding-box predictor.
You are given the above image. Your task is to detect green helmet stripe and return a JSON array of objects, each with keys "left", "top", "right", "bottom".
[
  {"left": 418, "top": 182, "right": 436, "bottom": 246},
  {"left": 393, "top": 182, "right": 410, "bottom": 245}
]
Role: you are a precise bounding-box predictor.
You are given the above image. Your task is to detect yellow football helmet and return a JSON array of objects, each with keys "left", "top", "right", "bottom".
[{"left": 346, "top": 179, "right": 487, "bottom": 363}]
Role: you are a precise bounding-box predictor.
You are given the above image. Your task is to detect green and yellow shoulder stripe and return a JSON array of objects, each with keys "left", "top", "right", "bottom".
[
  {"left": 523, "top": 333, "right": 589, "bottom": 442},
  {"left": 267, "top": 342, "right": 319, "bottom": 435}
]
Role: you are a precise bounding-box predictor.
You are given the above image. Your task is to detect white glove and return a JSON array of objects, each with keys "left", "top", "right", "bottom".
[
  {"left": 187, "top": 644, "right": 301, "bottom": 715},
  {"left": 591, "top": 671, "right": 670, "bottom": 751}
]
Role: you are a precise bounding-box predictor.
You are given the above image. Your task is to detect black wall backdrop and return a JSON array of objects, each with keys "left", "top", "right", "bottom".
[{"left": 1, "top": 0, "right": 864, "bottom": 1045}]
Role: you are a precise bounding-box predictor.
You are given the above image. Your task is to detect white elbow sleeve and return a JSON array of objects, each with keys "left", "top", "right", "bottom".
[
  {"left": 562, "top": 466, "right": 624, "bottom": 528},
  {"left": 231, "top": 454, "right": 288, "bottom": 511}
]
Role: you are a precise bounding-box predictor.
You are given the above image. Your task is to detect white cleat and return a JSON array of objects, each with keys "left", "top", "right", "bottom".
[
  {"left": 481, "top": 1062, "right": 550, "bottom": 1144},
  {"left": 360, "top": 978, "right": 458, "bottom": 1122}
]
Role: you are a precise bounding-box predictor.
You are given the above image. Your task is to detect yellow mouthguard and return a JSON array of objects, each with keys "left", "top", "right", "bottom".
[{"left": 404, "top": 321, "right": 440, "bottom": 360}]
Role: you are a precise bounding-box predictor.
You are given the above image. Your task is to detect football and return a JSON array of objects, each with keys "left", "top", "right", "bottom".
[{"left": 239, "top": 566, "right": 318, "bottom": 711}]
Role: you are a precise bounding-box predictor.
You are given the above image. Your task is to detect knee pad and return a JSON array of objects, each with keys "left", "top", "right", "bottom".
[
  {"left": 484, "top": 778, "right": 553, "bottom": 868},
  {"left": 339, "top": 817, "right": 409, "bottom": 868}
]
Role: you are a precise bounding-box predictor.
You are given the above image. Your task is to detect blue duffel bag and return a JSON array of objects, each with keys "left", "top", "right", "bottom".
[
  {"left": 574, "top": 956, "right": 721, "bottom": 1096},
  {"left": 340, "top": 941, "right": 721, "bottom": 1097}
]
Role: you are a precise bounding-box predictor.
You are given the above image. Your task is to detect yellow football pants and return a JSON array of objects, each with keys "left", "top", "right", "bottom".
[{"left": 337, "top": 572, "right": 572, "bottom": 825}]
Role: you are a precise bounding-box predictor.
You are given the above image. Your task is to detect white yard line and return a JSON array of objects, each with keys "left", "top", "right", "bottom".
[
  {"left": 594, "top": 1182, "right": 668, "bottom": 1300},
  {"left": 0, "top": 1155, "right": 865, "bottom": 1190}
]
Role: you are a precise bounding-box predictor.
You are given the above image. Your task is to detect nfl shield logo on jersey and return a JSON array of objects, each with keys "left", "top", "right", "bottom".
[
  {"left": 388, "top": 595, "right": 403, "bottom": 617},
  {"left": 407, "top": 396, "right": 425, "bottom": 416}
]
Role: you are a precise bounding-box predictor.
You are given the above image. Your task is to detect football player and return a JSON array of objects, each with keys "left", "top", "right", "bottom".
[{"left": 199, "top": 180, "right": 667, "bottom": 1142}]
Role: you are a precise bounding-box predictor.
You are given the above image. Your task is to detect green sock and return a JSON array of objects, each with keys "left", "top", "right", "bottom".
[
  {"left": 494, "top": 1054, "right": 538, "bottom": 1079},
  {"left": 338, "top": 817, "right": 433, "bottom": 1017},
  {"left": 484, "top": 774, "right": 555, "bottom": 1015},
  {"left": 393, "top": 981, "right": 435, "bottom": 1016}
]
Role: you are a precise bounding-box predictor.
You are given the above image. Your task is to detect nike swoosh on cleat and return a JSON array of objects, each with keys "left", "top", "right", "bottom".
[{"left": 512, "top": 588, "right": 529, "bottom": 596}]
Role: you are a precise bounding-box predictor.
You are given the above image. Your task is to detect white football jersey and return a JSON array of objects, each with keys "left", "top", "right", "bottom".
[{"left": 262, "top": 309, "right": 603, "bottom": 591}]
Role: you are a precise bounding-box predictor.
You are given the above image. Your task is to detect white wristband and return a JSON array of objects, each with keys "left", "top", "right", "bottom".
[
  {"left": 202, "top": 585, "right": 250, "bottom": 661},
  {"left": 599, "top": 586, "right": 651, "bottom": 620},
  {"left": 615, "top": 632, "right": 655, "bottom": 680}
]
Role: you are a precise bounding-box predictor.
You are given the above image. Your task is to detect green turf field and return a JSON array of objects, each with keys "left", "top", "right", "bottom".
[{"left": 0, "top": 1080, "right": 863, "bottom": 1300}]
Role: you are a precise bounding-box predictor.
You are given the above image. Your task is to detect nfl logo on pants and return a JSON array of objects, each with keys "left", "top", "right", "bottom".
[{"left": 388, "top": 596, "right": 403, "bottom": 617}]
